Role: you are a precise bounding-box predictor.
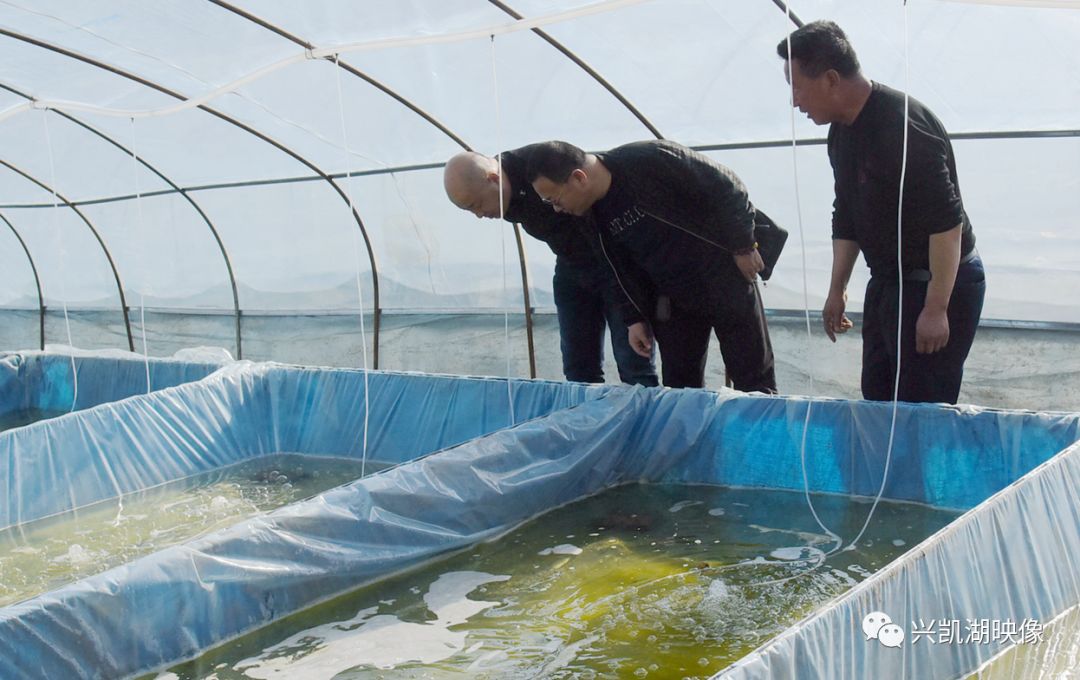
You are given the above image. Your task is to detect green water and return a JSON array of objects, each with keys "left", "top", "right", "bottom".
[
  {"left": 0, "top": 453, "right": 388, "bottom": 607},
  {"left": 966, "top": 604, "right": 1080, "bottom": 679},
  {"left": 160, "top": 484, "right": 960, "bottom": 679},
  {"left": 0, "top": 407, "right": 68, "bottom": 432}
]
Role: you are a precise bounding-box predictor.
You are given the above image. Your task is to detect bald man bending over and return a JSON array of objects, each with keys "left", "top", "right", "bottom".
[{"left": 444, "top": 146, "right": 657, "bottom": 386}]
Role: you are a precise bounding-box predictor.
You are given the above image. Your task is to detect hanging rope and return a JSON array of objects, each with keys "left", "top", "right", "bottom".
[
  {"left": 783, "top": 4, "right": 913, "bottom": 566},
  {"left": 845, "top": 2, "right": 912, "bottom": 551},
  {"left": 785, "top": 21, "right": 843, "bottom": 554},
  {"left": 130, "top": 117, "right": 152, "bottom": 394},
  {"left": 41, "top": 109, "right": 79, "bottom": 412},
  {"left": 491, "top": 34, "right": 516, "bottom": 427},
  {"left": 333, "top": 54, "right": 372, "bottom": 477}
]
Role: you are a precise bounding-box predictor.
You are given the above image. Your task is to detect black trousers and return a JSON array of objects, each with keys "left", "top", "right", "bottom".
[
  {"left": 553, "top": 257, "right": 658, "bottom": 386},
  {"left": 861, "top": 256, "right": 986, "bottom": 404},
  {"left": 650, "top": 278, "right": 777, "bottom": 393}
]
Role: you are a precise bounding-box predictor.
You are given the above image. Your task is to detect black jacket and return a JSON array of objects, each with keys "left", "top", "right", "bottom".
[{"left": 590, "top": 140, "right": 760, "bottom": 325}]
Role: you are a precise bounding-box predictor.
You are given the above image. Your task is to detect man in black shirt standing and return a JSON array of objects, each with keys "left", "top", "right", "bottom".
[
  {"left": 777, "top": 20, "right": 985, "bottom": 404},
  {"left": 526, "top": 140, "right": 777, "bottom": 393},
  {"left": 444, "top": 148, "right": 658, "bottom": 386}
]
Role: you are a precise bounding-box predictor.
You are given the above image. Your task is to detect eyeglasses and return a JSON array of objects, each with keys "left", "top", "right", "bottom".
[{"left": 539, "top": 185, "right": 567, "bottom": 207}]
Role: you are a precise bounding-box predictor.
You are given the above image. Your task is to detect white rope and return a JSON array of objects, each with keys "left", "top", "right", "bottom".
[
  {"left": 845, "top": 1, "right": 912, "bottom": 552},
  {"left": 785, "top": 22, "right": 843, "bottom": 553},
  {"left": 130, "top": 118, "right": 152, "bottom": 394},
  {"left": 333, "top": 54, "right": 371, "bottom": 476},
  {"left": 491, "top": 35, "right": 516, "bottom": 427},
  {"left": 41, "top": 110, "right": 78, "bottom": 412},
  {"left": 11, "top": 0, "right": 650, "bottom": 121}
]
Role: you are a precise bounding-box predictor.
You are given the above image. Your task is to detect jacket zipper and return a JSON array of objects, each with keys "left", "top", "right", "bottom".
[{"left": 597, "top": 231, "right": 647, "bottom": 322}]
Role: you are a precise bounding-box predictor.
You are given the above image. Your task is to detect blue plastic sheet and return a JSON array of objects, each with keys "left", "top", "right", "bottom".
[
  {"left": 0, "top": 361, "right": 605, "bottom": 528},
  {"left": 1, "top": 359, "right": 1078, "bottom": 679},
  {"left": 0, "top": 349, "right": 225, "bottom": 422}
]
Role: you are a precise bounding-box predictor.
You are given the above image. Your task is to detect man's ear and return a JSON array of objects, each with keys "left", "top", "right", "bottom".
[
  {"left": 569, "top": 168, "right": 587, "bottom": 185},
  {"left": 486, "top": 170, "right": 501, "bottom": 184},
  {"left": 825, "top": 69, "right": 842, "bottom": 89}
]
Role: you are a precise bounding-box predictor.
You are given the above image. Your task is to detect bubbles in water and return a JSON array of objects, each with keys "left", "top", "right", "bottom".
[
  {"left": 1, "top": 453, "right": 377, "bottom": 607},
  {"left": 158, "top": 483, "right": 960, "bottom": 680}
]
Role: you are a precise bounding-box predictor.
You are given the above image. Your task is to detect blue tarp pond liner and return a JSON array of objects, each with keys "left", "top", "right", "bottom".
[
  {"left": 0, "top": 349, "right": 228, "bottom": 431},
  {"left": 0, "top": 354, "right": 1078, "bottom": 679}
]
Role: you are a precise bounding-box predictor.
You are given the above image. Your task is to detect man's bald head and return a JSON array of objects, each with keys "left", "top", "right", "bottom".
[{"left": 443, "top": 151, "right": 507, "bottom": 219}]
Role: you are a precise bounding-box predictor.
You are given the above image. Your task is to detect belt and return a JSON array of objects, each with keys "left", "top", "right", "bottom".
[{"left": 903, "top": 248, "right": 979, "bottom": 282}]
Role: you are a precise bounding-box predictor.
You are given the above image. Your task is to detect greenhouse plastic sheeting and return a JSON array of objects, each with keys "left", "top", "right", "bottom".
[
  {"left": 2, "top": 369, "right": 1079, "bottom": 679},
  {"left": 0, "top": 348, "right": 228, "bottom": 420}
]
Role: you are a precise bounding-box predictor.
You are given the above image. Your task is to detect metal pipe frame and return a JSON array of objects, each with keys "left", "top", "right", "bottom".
[
  {"left": 4, "top": 124, "right": 1077, "bottom": 208},
  {"left": 0, "top": 211, "right": 45, "bottom": 349},
  {"left": 207, "top": 0, "right": 545, "bottom": 376},
  {"left": 0, "top": 158, "right": 135, "bottom": 350},
  {"left": 0, "top": 26, "right": 383, "bottom": 365},
  {"left": 487, "top": 0, "right": 663, "bottom": 140},
  {"left": 0, "top": 83, "right": 244, "bottom": 359}
]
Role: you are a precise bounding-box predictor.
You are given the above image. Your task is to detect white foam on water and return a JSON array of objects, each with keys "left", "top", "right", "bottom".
[
  {"left": 534, "top": 633, "right": 601, "bottom": 675},
  {"left": 668, "top": 500, "right": 703, "bottom": 513},
  {"left": 467, "top": 648, "right": 510, "bottom": 672},
  {"left": 750, "top": 524, "right": 832, "bottom": 545},
  {"left": 705, "top": 579, "right": 730, "bottom": 601},
  {"left": 892, "top": 539, "right": 906, "bottom": 547},
  {"left": 53, "top": 543, "right": 97, "bottom": 565},
  {"left": 538, "top": 544, "right": 583, "bottom": 556},
  {"left": 708, "top": 507, "right": 725, "bottom": 516},
  {"left": 234, "top": 571, "right": 509, "bottom": 677},
  {"left": 769, "top": 546, "right": 826, "bottom": 562}
]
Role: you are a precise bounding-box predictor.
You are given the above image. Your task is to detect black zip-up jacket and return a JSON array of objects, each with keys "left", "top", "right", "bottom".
[
  {"left": 590, "top": 140, "right": 759, "bottom": 326},
  {"left": 500, "top": 144, "right": 595, "bottom": 262}
]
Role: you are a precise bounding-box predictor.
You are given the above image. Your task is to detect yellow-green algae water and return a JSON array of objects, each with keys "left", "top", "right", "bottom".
[
  {"left": 0, "top": 453, "right": 388, "bottom": 607},
  {"left": 157, "top": 484, "right": 960, "bottom": 679},
  {"left": 966, "top": 604, "right": 1080, "bottom": 679}
]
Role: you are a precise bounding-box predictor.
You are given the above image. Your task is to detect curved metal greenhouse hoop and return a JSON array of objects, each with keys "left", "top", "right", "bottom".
[
  {"left": 0, "top": 82, "right": 244, "bottom": 358},
  {"left": 0, "top": 158, "right": 135, "bottom": 351},
  {"left": 0, "top": 210, "right": 46, "bottom": 349},
  {"left": 0, "top": 27, "right": 382, "bottom": 365}
]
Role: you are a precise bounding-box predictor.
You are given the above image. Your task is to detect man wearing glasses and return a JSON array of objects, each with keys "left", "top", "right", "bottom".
[
  {"left": 443, "top": 147, "right": 658, "bottom": 387},
  {"left": 527, "top": 140, "right": 777, "bottom": 393}
]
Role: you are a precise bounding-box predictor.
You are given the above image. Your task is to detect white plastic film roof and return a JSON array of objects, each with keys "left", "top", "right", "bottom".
[{"left": 0, "top": 0, "right": 1077, "bottom": 325}]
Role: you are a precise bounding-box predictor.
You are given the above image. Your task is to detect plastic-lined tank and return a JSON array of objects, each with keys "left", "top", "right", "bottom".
[{"left": 2, "top": 352, "right": 1077, "bottom": 679}]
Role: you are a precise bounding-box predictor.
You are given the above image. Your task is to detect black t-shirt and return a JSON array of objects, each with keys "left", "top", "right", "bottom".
[
  {"left": 499, "top": 145, "right": 593, "bottom": 262},
  {"left": 829, "top": 82, "right": 975, "bottom": 277},
  {"left": 592, "top": 179, "right": 729, "bottom": 310}
]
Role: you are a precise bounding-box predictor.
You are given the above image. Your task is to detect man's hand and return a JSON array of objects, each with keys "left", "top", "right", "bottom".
[
  {"left": 916, "top": 306, "right": 949, "bottom": 353},
  {"left": 628, "top": 321, "right": 654, "bottom": 358},
  {"left": 734, "top": 249, "right": 764, "bottom": 283},
  {"left": 823, "top": 290, "right": 854, "bottom": 342}
]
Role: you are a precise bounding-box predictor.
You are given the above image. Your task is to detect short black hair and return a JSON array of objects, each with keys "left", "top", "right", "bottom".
[
  {"left": 776, "top": 20, "right": 860, "bottom": 78},
  {"left": 525, "top": 141, "right": 587, "bottom": 184}
]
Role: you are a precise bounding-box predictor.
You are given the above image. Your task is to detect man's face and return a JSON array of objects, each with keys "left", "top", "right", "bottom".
[
  {"left": 462, "top": 174, "right": 506, "bottom": 219},
  {"left": 786, "top": 59, "right": 835, "bottom": 126},
  {"left": 532, "top": 171, "right": 590, "bottom": 216}
]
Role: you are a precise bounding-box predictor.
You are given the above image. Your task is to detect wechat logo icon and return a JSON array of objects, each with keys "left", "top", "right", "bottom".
[{"left": 863, "top": 611, "right": 905, "bottom": 648}]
